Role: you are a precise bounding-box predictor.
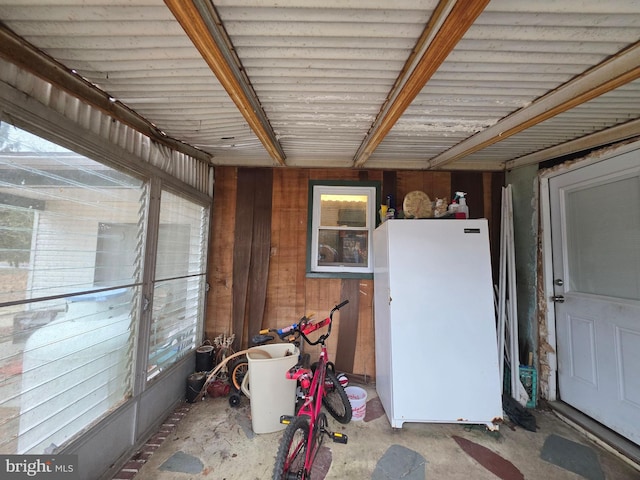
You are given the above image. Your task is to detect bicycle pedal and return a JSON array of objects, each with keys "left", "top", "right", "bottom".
[
  {"left": 330, "top": 431, "right": 348, "bottom": 444},
  {"left": 279, "top": 415, "right": 295, "bottom": 425}
]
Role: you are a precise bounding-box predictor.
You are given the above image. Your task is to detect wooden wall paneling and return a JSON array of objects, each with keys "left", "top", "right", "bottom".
[
  {"left": 367, "top": 170, "right": 384, "bottom": 223},
  {"left": 396, "top": 171, "right": 424, "bottom": 204},
  {"left": 207, "top": 166, "right": 236, "bottom": 340},
  {"left": 482, "top": 172, "right": 493, "bottom": 221},
  {"left": 292, "top": 170, "right": 310, "bottom": 318},
  {"left": 264, "top": 169, "right": 283, "bottom": 327},
  {"left": 353, "top": 279, "right": 375, "bottom": 380},
  {"left": 304, "top": 277, "right": 342, "bottom": 364},
  {"left": 302, "top": 277, "right": 324, "bottom": 361},
  {"left": 395, "top": 172, "right": 453, "bottom": 217},
  {"left": 208, "top": 166, "right": 502, "bottom": 377},
  {"left": 417, "top": 172, "right": 434, "bottom": 200},
  {"left": 366, "top": 170, "right": 384, "bottom": 183},
  {"left": 302, "top": 278, "right": 322, "bottom": 361},
  {"left": 334, "top": 279, "right": 360, "bottom": 373},
  {"left": 307, "top": 169, "right": 330, "bottom": 180},
  {"left": 232, "top": 168, "right": 256, "bottom": 349},
  {"left": 419, "top": 171, "right": 432, "bottom": 196},
  {"left": 431, "top": 171, "right": 452, "bottom": 204},
  {"left": 382, "top": 170, "right": 397, "bottom": 211},
  {"left": 267, "top": 169, "right": 309, "bottom": 329},
  {"left": 246, "top": 169, "right": 273, "bottom": 346},
  {"left": 309, "top": 169, "right": 362, "bottom": 181}
]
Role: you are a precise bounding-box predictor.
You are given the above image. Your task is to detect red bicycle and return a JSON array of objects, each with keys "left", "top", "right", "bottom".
[{"left": 272, "top": 300, "right": 352, "bottom": 479}]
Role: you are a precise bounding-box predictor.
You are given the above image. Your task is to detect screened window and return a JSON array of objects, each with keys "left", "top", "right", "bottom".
[
  {"left": 147, "top": 191, "right": 207, "bottom": 381},
  {"left": 308, "top": 182, "right": 378, "bottom": 276},
  {"left": 0, "top": 123, "right": 144, "bottom": 453}
]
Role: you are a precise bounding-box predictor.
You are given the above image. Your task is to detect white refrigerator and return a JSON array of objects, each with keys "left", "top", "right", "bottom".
[{"left": 373, "top": 219, "right": 502, "bottom": 429}]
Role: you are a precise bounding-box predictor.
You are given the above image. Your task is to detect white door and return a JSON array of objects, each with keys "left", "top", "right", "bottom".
[{"left": 549, "top": 148, "right": 640, "bottom": 445}]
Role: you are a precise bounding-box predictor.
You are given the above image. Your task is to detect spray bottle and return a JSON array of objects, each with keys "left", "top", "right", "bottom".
[{"left": 455, "top": 191, "right": 469, "bottom": 219}]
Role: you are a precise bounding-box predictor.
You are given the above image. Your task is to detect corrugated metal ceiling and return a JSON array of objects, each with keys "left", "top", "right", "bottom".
[{"left": 0, "top": 0, "right": 639, "bottom": 171}]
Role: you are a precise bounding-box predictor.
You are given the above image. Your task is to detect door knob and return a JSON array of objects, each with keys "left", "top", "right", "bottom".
[
  {"left": 554, "top": 279, "right": 564, "bottom": 286},
  {"left": 552, "top": 295, "right": 565, "bottom": 303}
]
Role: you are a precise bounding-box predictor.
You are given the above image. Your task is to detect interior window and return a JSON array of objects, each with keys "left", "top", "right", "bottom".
[{"left": 308, "top": 182, "right": 378, "bottom": 276}]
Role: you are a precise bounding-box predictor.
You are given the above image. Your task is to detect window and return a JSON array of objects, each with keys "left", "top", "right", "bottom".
[
  {"left": 0, "top": 123, "right": 144, "bottom": 453},
  {"left": 147, "top": 191, "right": 208, "bottom": 381},
  {"left": 0, "top": 121, "right": 209, "bottom": 454},
  {"left": 308, "top": 181, "right": 379, "bottom": 277}
]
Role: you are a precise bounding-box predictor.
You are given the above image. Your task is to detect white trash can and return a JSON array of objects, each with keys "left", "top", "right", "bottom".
[{"left": 241, "top": 343, "right": 299, "bottom": 434}]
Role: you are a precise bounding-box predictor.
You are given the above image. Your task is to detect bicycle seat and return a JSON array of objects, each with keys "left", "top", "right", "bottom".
[{"left": 251, "top": 334, "right": 274, "bottom": 346}]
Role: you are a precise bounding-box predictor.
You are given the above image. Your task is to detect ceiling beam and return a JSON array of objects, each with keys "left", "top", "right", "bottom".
[
  {"left": 0, "top": 24, "right": 211, "bottom": 165},
  {"left": 165, "top": 0, "right": 286, "bottom": 166},
  {"left": 427, "top": 41, "right": 640, "bottom": 169},
  {"left": 352, "top": 0, "right": 490, "bottom": 167},
  {"left": 506, "top": 118, "right": 640, "bottom": 170}
]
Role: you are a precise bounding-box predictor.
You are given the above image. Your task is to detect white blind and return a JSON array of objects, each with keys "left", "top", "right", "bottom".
[{"left": 147, "top": 191, "right": 207, "bottom": 381}]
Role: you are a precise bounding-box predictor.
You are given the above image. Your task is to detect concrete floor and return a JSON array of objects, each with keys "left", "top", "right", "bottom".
[{"left": 115, "top": 382, "right": 640, "bottom": 480}]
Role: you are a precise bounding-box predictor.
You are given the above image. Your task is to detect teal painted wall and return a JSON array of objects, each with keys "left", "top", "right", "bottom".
[{"left": 506, "top": 164, "right": 538, "bottom": 367}]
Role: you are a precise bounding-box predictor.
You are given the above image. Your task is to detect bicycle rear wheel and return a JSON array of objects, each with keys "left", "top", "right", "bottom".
[
  {"left": 272, "top": 416, "right": 309, "bottom": 480},
  {"left": 229, "top": 357, "right": 248, "bottom": 392},
  {"left": 322, "top": 369, "right": 352, "bottom": 424}
]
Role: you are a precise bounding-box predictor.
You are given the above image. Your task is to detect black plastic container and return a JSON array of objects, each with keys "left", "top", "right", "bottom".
[
  {"left": 186, "top": 372, "right": 206, "bottom": 403},
  {"left": 195, "top": 344, "right": 214, "bottom": 372}
]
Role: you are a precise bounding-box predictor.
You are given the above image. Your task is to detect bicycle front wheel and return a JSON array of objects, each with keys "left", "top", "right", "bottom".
[
  {"left": 322, "top": 369, "right": 352, "bottom": 424},
  {"left": 272, "top": 416, "right": 310, "bottom": 480}
]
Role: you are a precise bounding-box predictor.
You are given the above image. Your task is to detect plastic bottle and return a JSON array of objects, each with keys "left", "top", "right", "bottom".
[
  {"left": 385, "top": 194, "right": 396, "bottom": 219},
  {"left": 456, "top": 192, "right": 469, "bottom": 219},
  {"left": 447, "top": 200, "right": 458, "bottom": 216}
]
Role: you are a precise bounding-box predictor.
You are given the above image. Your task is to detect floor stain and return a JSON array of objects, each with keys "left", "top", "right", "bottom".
[
  {"left": 452, "top": 435, "right": 524, "bottom": 480},
  {"left": 364, "top": 396, "right": 385, "bottom": 423}
]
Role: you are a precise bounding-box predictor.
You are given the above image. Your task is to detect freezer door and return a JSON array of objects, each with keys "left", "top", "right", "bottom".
[{"left": 376, "top": 220, "right": 502, "bottom": 427}]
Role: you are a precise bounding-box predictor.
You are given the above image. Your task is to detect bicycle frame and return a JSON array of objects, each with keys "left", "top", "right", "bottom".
[
  {"left": 295, "top": 341, "right": 330, "bottom": 476},
  {"left": 275, "top": 300, "right": 350, "bottom": 479}
]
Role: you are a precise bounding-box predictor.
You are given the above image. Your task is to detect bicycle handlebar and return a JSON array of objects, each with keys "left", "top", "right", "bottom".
[
  {"left": 334, "top": 299, "right": 349, "bottom": 310},
  {"left": 260, "top": 300, "right": 349, "bottom": 346}
]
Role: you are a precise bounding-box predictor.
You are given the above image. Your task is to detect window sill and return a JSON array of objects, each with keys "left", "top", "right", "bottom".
[{"left": 305, "top": 271, "right": 373, "bottom": 280}]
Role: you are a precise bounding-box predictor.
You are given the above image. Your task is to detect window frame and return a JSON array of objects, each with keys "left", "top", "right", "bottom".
[
  {"left": 0, "top": 123, "right": 148, "bottom": 453},
  {"left": 306, "top": 180, "right": 380, "bottom": 279},
  {"left": 1, "top": 69, "right": 212, "bottom": 468},
  {"left": 0, "top": 119, "right": 211, "bottom": 454},
  {"left": 146, "top": 189, "right": 209, "bottom": 382}
]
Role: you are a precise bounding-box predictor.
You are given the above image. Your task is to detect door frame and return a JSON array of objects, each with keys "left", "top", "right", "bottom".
[{"left": 539, "top": 139, "right": 640, "bottom": 403}]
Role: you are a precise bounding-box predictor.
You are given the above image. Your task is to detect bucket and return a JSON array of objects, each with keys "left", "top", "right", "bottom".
[
  {"left": 195, "top": 344, "right": 214, "bottom": 372},
  {"left": 241, "top": 344, "right": 299, "bottom": 434},
  {"left": 186, "top": 372, "right": 206, "bottom": 403},
  {"left": 345, "top": 386, "right": 367, "bottom": 421}
]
